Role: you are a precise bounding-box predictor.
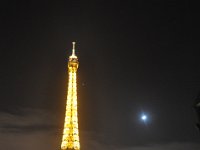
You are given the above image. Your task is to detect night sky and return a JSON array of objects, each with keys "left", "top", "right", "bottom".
[{"left": 0, "top": 1, "right": 200, "bottom": 150}]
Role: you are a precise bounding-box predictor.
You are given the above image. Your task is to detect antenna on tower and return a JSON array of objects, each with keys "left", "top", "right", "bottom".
[{"left": 72, "top": 42, "right": 76, "bottom": 56}]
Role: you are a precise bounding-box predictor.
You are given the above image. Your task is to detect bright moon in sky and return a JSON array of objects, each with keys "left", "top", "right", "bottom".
[{"left": 141, "top": 114, "right": 147, "bottom": 121}]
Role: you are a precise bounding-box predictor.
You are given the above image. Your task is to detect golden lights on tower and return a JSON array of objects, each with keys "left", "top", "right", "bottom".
[{"left": 61, "top": 42, "right": 80, "bottom": 150}]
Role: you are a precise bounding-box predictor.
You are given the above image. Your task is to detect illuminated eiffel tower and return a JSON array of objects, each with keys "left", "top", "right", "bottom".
[{"left": 60, "top": 42, "right": 80, "bottom": 150}]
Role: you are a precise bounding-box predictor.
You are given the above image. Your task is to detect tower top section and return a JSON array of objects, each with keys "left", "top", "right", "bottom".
[
  {"left": 68, "top": 41, "right": 79, "bottom": 70},
  {"left": 70, "top": 42, "right": 77, "bottom": 59}
]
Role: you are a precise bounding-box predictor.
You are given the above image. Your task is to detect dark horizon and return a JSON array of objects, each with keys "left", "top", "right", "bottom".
[{"left": 0, "top": 1, "right": 200, "bottom": 150}]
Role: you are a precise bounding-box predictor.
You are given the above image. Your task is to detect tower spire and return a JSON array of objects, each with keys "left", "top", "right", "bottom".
[{"left": 72, "top": 41, "right": 76, "bottom": 56}]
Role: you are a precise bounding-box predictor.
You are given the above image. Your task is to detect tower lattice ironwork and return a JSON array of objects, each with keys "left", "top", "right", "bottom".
[{"left": 61, "top": 42, "right": 80, "bottom": 150}]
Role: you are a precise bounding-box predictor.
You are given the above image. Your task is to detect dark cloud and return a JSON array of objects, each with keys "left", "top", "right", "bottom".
[
  {"left": 0, "top": 109, "right": 57, "bottom": 130},
  {"left": 118, "top": 143, "right": 200, "bottom": 150},
  {"left": 80, "top": 131, "right": 200, "bottom": 150},
  {"left": 0, "top": 108, "right": 200, "bottom": 150},
  {"left": 0, "top": 108, "right": 60, "bottom": 150}
]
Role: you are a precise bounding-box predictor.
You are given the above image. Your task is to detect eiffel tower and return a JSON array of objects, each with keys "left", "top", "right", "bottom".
[{"left": 60, "top": 42, "right": 80, "bottom": 150}]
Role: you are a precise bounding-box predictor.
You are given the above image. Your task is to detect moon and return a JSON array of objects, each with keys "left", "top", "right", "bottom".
[
  {"left": 140, "top": 114, "right": 148, "bottom": 122},
  {"left": 141, "top": 115, "right": 147, "bottom": 121}
]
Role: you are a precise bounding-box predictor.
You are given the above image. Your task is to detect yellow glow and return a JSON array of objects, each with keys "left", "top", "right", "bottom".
[{"left": 61, "top": 43, "right": 80, "bottom": 150}]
